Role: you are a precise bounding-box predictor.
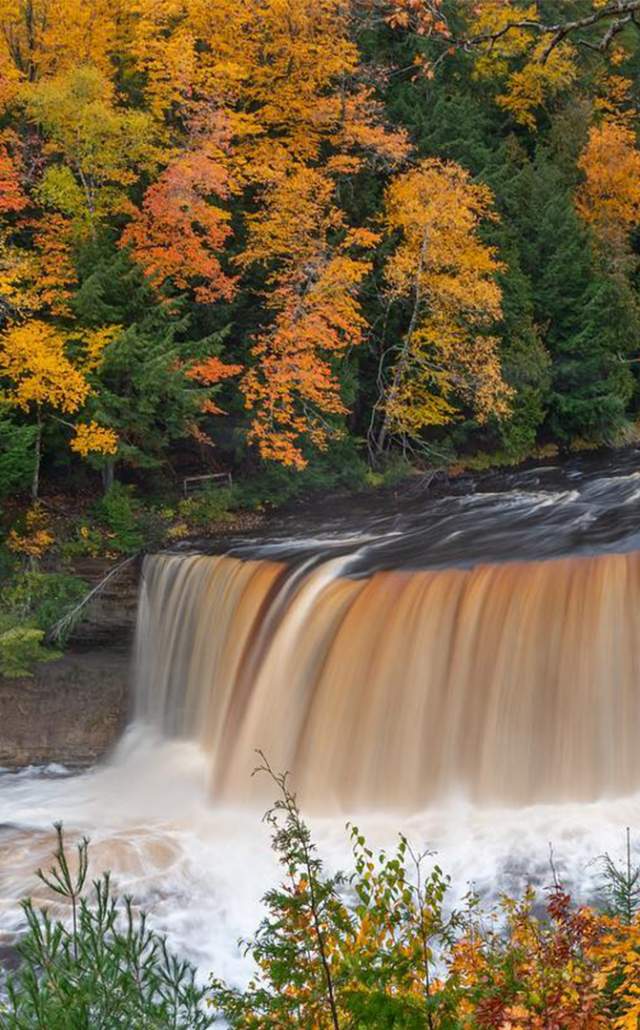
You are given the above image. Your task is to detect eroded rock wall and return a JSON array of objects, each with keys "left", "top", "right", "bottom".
[
  {"left": 0, "top": 649, "right": 131, "bottom": 768},
  {"left": 0, "top": 558, "right": 141, "bottom": 768}
]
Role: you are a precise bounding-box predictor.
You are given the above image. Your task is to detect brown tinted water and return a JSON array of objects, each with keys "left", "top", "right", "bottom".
[{"left": 137, "top": 549, "right": 640, "bottom": 809}]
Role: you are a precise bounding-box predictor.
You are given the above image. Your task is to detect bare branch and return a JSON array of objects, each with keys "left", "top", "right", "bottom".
[{"left": 372, "top": 1, "right": 640, "bottom": 65}]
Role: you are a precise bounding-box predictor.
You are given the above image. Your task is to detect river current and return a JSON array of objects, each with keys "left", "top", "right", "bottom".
[{"left": 2, "top": 449, "right": 640, "bottom": 980}]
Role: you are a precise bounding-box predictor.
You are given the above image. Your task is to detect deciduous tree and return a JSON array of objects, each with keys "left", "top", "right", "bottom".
[
  {"left": 241, "top": 168, "right": 379, "bottom": 467},
  {"left": 577, "top": 119, "right": 640, "bottom": 260},
  {"left": 23, "top": 65, "right": 157, "bottom": 236},
  {"left": 122, "top": 114, "right": 235, "bottom": 303},
  {"left": 0, "top": 319, "right": 116, "bottom": 496},
  {"left": 375, "top": 158, "right": 509, "bottom": 454}
]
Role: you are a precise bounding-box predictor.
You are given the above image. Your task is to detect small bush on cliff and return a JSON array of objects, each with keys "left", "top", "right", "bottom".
[
  {"left": 95, "top": 483, "right": 146, "bottom": 554},
  {"left": 0, "top": 571, "right": 86, "bottom": 676},
  {"left": 93, "top": 484, "right": 172, "bottom": 554},
  {"left": 0, "top": 623, "right": 58, "bottom": 678},
  {"left": 1, "top": 571, "right": 87, "bottom": 636},
  {"left": 1, "top": 825, "right": 212, "bottom": 1029}
]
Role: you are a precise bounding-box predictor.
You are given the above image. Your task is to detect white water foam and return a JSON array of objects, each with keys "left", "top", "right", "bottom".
[{"left": 1, "top": 722, "right": 639, "bottom": 984}]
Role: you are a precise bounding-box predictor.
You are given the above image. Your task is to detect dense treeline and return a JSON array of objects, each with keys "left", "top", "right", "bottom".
[{"left": 2, "top": 0, "right": 640, "bottom": 501}]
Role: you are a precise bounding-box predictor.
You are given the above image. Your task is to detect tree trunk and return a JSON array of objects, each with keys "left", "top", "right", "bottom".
[
  {"left": 32, "top": 408, "right": 42, "bottom": 500},
  {"left": 101, "top": 458, "right": 115, "bottom": 495},
  {"left": 375, "top": 229, "right": 429, "bottom": 455}
]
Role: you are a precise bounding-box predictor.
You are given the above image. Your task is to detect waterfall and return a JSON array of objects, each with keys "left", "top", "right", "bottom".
[{"left": 135, "top": 550, "right": 640, "bottom": 809}]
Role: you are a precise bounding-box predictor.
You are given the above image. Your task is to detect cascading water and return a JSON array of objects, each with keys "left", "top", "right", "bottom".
[
  {"left": 4, "top": 453, "right": 640, "bottom": 977},
  {"left": 136, "top": 550, "right": 640, "bottom": 808}
]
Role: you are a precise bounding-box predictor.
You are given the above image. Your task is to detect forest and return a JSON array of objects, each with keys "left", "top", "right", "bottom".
[
  {"left": 4, "top": 0, "right": 640, "bottom": 669},
  {"left": 2, "top": 0, "right": 640, "bottom": 493}
]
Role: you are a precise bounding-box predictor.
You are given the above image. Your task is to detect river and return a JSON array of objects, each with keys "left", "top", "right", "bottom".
[{"left": 2, "top": 450, "right": 640, "bottom": 981}]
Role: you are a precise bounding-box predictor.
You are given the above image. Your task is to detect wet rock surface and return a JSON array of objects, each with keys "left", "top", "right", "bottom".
[{"left": 0, "top": 648, "right": 131, "bottom": 769}]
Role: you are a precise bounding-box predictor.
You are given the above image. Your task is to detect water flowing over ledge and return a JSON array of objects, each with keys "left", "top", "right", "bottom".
[
  {"left": 136, "top": 548, "right": 640, "bottom": 809},
  {"left": 5, "top": 457, "right": 640, "bottom": 977}
]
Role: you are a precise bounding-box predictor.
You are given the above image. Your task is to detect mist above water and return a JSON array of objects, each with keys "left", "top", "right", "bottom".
[{"left": 2, "top": 730, "right": 639, "bottom": 979}]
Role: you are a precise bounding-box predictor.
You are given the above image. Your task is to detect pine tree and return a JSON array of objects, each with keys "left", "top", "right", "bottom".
[
  {"left": 73, "top": 245, "right": 236, "bottom": 484},
  {"left": 495, "top": 243, "right": 551, "bottom": 458},
  {"left": 550, "top": 274, "right": 637, "bottom": 441},
  {"left": 91, "top": 314, "right": 223, "bottom": 474},
  {"left": 0, "top": 412, "right": 36, "bottom": 498},
  {"left": 507, "top": 153, "right": 638, "bottom": 443}
]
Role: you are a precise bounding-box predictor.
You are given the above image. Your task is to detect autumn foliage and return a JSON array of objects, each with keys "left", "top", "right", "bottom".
[
  {"left": 577, "top": 119, "right": 640, "bottom": 258},
  {"left": 0, "top": 138, "right": 28, "bottom": 216},
  {"left": 241, "top": 170, "right": 382, "bottom": 466},
  {"left": 1, "top": 0, "right": 640, "bottom": 490},
  {"left": 378, "top": 158, "right": 510, "bottom": 449},
  {"left": 210, "top": 762, "right": 640, "bottom": 1029},
  {"left": 122, "top": 116, "right": 236, "bottom": 304}
]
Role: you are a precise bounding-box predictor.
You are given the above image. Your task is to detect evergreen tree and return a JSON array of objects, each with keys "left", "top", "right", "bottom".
[
  {"left": 550, "top": 275, "right": 637, "bottom": 441},
  {"left": 72, "top": 245, "right": 235, "bottom": 484},
  {"left": 495, "top": 244, "right": 551, "bottom": 457},
  {"left": 91, "top": 315, "right": 230, "bottom": 480},
  {"left": 0, "top": 413, "right": 36, "bottom": 498},
  {"left": 506, "top": 154, "right": 638, "bottom": 443}
]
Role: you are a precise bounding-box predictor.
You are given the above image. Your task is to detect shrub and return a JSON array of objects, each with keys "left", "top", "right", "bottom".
[
  {"left": 1, "top": 825, "right": 213, "bottom": 1029},
  {"left": 178, "top": 487, "right": 234, "bottom": 530},
  {"left": 0, "top": 624, "right": 59, "bottom": 678},
  {"left": 229, "top": 467, "right": 296, "bottom": 510},
  {"left": 210, "top": 760, "right": 640, "bottom": 1028},
  {"left": 93, "top": 484, "right": 174, "bottom": 554},
  {"left": 95, "top": 483, "right": 145, "bottom": 554},
  {"left": 210, "top": 753, "right": 468, "bottom": 1028},
  {"left": 0, "top": 571, "right": 86, "bottom": 675},
  {"left": 60, "top": 521, "right": 106, "bottom": 559},
  {"left": 6, "top": 504, "right": 55, "bottom": 560},
  {"left": 367, "top": 453, "right": 416, "bottom": 488},
  {"left": 0, "top": 570, "right": 87, "bottom": 643},
  {"left": 135, "top": 505, "right": 172, "bottom": 551}
]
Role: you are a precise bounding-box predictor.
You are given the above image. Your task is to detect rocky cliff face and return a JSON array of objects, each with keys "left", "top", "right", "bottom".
[
  {"left": 0, "top": 558, "right": 141, "bottom": 769},
  {"left": 67, "top": 556, "right": 141, "bottom": 646},
  {"left": 0, "top": 649, "right": 131, "bottom": 768}
]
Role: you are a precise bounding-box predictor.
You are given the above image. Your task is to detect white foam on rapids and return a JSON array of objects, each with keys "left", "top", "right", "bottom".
[{"left": 1, "top": 722, "right": 639, "bottom": 985}]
